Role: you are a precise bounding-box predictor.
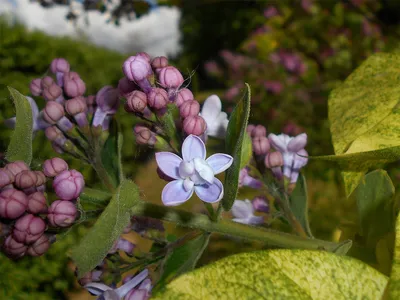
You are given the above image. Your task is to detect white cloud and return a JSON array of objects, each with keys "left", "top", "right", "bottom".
[{"left": 0, "top": 0, "right": 181, "bottom": 57}]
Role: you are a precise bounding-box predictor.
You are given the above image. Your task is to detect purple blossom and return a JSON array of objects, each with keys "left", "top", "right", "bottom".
[
  {"left": 239, "top": 168, "right": 262, "bottom": 189},
  {"left": 155, "top": 135, "right": 233, "bottom": 206},
  {"left": 231, "top": 199, "right": 264, "bottom": 225}
]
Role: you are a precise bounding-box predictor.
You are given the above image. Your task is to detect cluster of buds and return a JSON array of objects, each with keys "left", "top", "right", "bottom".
[
  {"left": 121, "top": 53, "right": 207, "bottom": 145},
  {"left": 0, "top": 158, "right": 84, "bottom": 258}
]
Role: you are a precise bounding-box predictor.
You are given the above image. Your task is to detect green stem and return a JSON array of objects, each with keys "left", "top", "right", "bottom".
[
  {"left": 131, "top": 202, "right": 351, "bottom": 254},
  {"left": 91, "top": 143, "right": 116, "bottom": 193},
  {"left": 276, "top": 194, "right": 308, "bottom": 238}
]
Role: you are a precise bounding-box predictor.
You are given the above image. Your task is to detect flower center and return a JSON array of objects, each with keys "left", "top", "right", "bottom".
[{"left": 178, "top": 158, "right": 214, "bottom": 186}]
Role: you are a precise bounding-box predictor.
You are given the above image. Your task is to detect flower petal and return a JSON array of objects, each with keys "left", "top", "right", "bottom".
[
  {"left": 206, "top": 153, "right": 233, "bottom": 174},
  {"left": 193, "top": 158, "right": 214, "bottom": 184},
  {"left": 194, "top": 177, "right": 223, "bottom": 203},
  {"left": 182, "top": 134, "right": 206, "bottom": 162},
  {"left": 115, "top": 269, "right": 148, "bottom": 298},
  {"left": 162, "top": 180, "right": 193, "bottom": 206},
  {"left": 84, "top": 282, "right": 112, "bottom": 296},
  {"left": 231, "top": 199, "right": 253, "bottom": 219},
  {"left": 200, "top": 94, "right": 222, "bottom": 123},
  {"left": 26, "top": 96, "right": 39, "bottom": 120},
  {"left": 155, "top": 152, "right": 182, "bottom": 179},
  {"left": 287, "top": 133, "right": 307, "bottom": 152},
  {"left": 268, "top": 133, "right": 287, "bottom": 152}
]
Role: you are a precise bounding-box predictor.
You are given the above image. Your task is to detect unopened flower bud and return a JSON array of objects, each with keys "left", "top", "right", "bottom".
[
  {"left": 26, "top": 234, "right": 50, "bottom": 256},
  {"left": 53, "top": 170, "right": 85, "bottom": 201},
  {"left": 118, "top": 77, "right": 138, "bottom": 98},
  {"left": 265, "top": 151, "right": 283, "bottom": 179},
  {"left": 134, "top": 125, "right": 157, "bottom": 145},
  {"left": 78, "top": 270, "right": 102, "bottom": 286},
  {"left": 252, "top": 196, "right": 269, "bottom": 213},
  {"left": 27, "top": 192, "right": 47, "bottom": 214},
  {"left": 48, "top": 200, "right": 77, "bottom": 227},
  {"left": 65, "top": 96, "right": 88, "bottom": 127},
  {"left": 183, "top": 116, "right": 206, "bottom": 136},
  {"left": 0, "top": 168, "right": 14, "bottom": 188},
  {"left": 41, "top": 76, "right": 54, "bottom": 89},
  {"left": 123, "top": 55, "right": 153, "bottom": 82},
  {"left": 29, "top": 78, "right": 42, "bottom": 96},
  {"left": 34, "top": 171, "right": 46, "bottom": 186},
  {"left": 246, "top": 124, "right": 255, "bottom": 136},
  {"left": 50, "top": 58, "right": 70, "bottom": 74},
  {"left": 125, "top": 91, "right": 148, "bottom": 113},
  {"left": 3, "top": 235, "right": 27, "bottom": 258},
  {"left": 63, "top": 72, "right": 86, "bottom": 97},
  {"left": 51, "top": 143, "right": 64, "bottom": 154},
  {"left": 43, "top": 83, "right": 62, "bottom": 101},
  {"left": 14, "top": 170, "right": 38, "bottom": 189},
  {"left": 174, "top": 88, "right": 194, "bottom": 106},
  {"left": 151, "top": 56, "right": 168, "bottom": 74},
  {"left": 158, "top": 66, "right": 184, "bottom": 89},
  {"left": 45, "top": 126, "right": 66, "bottom": 146},
  {"left": 43, "top": 101, "right": 73, "bottom": 131},
  {"left": 148, "top": 88, "right": 168, "bottom": 109},
  {"left": 179, "top": 100, "right": 200, "bottom": 118},
  {"left": 252, "top": 125, "right": 267, "bottom": 137},
  {"left": 110, "top": 238, "right": 135, "bottom": 254},
  {"left": 13, "top": 214, "right": 46, "bottom": 244},
  {"left": 43, "top": 157, "right": 69, "bottom": 177},
  {"left": 137, "top": 52, "right": 151, "bottom": 61},
  {"left": 0, "top": 189, "right": 28, "bottom": 219},
  {"left": 5, "top": 161, "right": 29, "bottom": 177},
  {"left": 252, "top": 136, "right": 270, "bottom": 156},
  {"left": 287, "top": 133, "right": 307, "bottom": 152}
]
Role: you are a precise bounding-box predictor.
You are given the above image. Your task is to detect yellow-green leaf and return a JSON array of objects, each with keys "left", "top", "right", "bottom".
[
  {"left": 71, "top": 179, "right": 140, "bottom": 278},
  {"left": 5, "top": 86, "right": 33, "bottom": 165},
  {"left": 153, "top": 250, "right": 388, "bottom": 299}
]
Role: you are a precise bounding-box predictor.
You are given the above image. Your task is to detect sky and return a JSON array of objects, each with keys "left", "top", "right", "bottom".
[{"left": 0, "top": 0, "right": 181, "bottom": 57}]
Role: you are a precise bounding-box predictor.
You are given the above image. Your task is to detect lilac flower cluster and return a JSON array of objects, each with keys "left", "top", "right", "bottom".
[{"left": 0, "top": 158, "right": 84, "bottom": 258}]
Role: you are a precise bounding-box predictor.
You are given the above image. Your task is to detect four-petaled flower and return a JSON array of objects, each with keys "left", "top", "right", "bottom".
[
  {"left": 156, "top": 135, "right": 233, "bottom": 206},
  {"left": 231, "top": 199, "right": 264, "bottom": 225},
  {"left": 199, "top": 95, "right": 229, "bottom": 138}
]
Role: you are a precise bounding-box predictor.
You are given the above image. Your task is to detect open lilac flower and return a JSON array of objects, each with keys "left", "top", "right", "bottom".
[
  {"left": 84, "top": 269, "right": 149, "bottom": 300},
  {"left": 155, "top": 135, "right": 233, "bottom": 206},
  {"left": 199, "top": 95, "right": 229, "bottom": 138},
  {"left": 231, "top": 199, "right": 264, "bottom": 225}
]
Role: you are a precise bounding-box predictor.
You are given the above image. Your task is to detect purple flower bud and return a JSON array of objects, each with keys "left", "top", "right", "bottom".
[
  {"left": 122, "top": 55, "right": 153, "bottom": 82},
  {"left": 265, "top": 152, "right": 283, "bottom": 179},
  {"left": 14, "top": 170, "right": 38, "bottom": 189},
  {"left": 27, "top": 192, "right": 47, "bottom": 214},
  {"left": 48, "top": 200, "right": 77, "bottom": 227},
  {"left": 5, "top": 161, "right": 29, "bottom": 177},
  {"left": 51, "top": 143, "right": 64, "bottom": 154},
  {"left": 78, "top": 270, "right": 102, "bottom": 286},
  {"left": 34, "top": 171, "right": 46, "bottom": 187},
  {"left": 179, "top": 100, "right": 200, "bottom": 118},
  {"left": 43, "top": 157, "right": 69, "bottom": 177},
  {"left": 251, "top": 125, "right": 267, "bottom": 137},
  {"left": 63, "top": 72, "right": 86, "bottom": 98},
  {"left": 137, "top": 52, "right": 151, "bottom": 62},
  {"left": 125, "top": 91, "right": 148, "bottom": 113},
  {"left": 43, "top": 83, "right": 63, "bottom": 102},
  {"left": 26, "top": 234, "right": 50, "bottom": 256},
  {"left": 50, "top": 58, "right": 70, "bottom": 74},
  {"left": 13, "top": 214, "right": 46, "bottom": 244},
  {"left": 0, "top": 168, "right": 14, "bottom": 188},
  {"left": 45, "top": 126, "right": 66, "bottom": 146},
  {"left": 110, "top": 238, "right": 135, "bottom": 254},
  {"left": 43, "top": 101, "right": 73, "bottom": 131},
  {"left": 252, "top": 196, "right": 269, "bottom": 213},
  {"left": 53, "top": 170, "right": 85, "bottom": 201},
  {"left": 134, "top": 125, "right": 157, "bottom": 145},
  {"left": 287, "top": 133, "right": 307, "bottom": 152},
  {"left": 3, "top": 235, "right": 27, "bottom": 258},
  {"left": 246, "top": 124, "right": 255, "bottom": 136},
  {"left": 65, "top": 96, "right": 88, "bottom": 127},
  {"left": 238, "top": 168, "right": 263, "bottom": 189},
  {"left": 174, "top": 88, "right": 194, "bottom": 107},
  {"left": 41, "top": 76, "right": 54, "bottom": 89},
  {"left": 183, "top": 116, "right": 206, "bottom": 136},
  {"left": 151, "top": 56, "right": 168, "bottom": 73},
  {"left": 96, "top": 86, "right": 119, "bottom": 113},
  {"left": 147, "top": 88, "right": 168, "bottom": 109},
  {"left": 29, "top": 78, "right": 42, "bottom": 96},
  {"left": 158, "top": 66, "right": 184, "bottom": 89},
  {"left": 118, "top": 77, "right": 138, "bottom": 98},
  {"left": 252, "top": 136, "right": 270, "bottom": 156},
  {"left": 0, "top": 189, "right": 28, "bottom": 219}
]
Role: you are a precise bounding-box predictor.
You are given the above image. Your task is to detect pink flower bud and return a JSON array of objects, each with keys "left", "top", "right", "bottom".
[
  {"left": 0, "top": 168, "right": 14, "bottom": 188},
  {"left": 252, "top": 136, "right": 270, "bottom": 156},
  {"left": 118, "top": 77, "right": 138, "bottom": 98},
  {"left": 125, "top": 91, "right": 148, "bottom": 113},
  {"left": 5, "top": 161, "right": 29, "bottom": 177},
  {"left": 252, "top": 196, "right": 269, "bottom": 213},
  {"left": 27, "top": 234, "right": 50, "bottom": 256},
  {"left": 3, "top": 235, "right": 27, "bottom": 258},
  {"left": 151, "top": 56, "right": 168, "bottom": 73},
  {"left": 183, "top": 116, "right": 206, "bottom": 136},
  {"left": 65, "top": 96, "right": 88, "bottom": 127},
  {"left": 14, "top": 170, "right": 38, "bottom": 189},
  {"left": 264, "top": 152, "right": 283, "bottom": 168},
  {"left": 109, "top": 237, "right": 135, "bottom": 254},
  {"left": 251, "top": 125, "right": 267, "bottom": 137},
  {"left": 246, "top": 124, "right": 255, "bottom": 136},
  {"left": 174, "top": 88, "right": 194, "bottom": 107},
  {"left": 137, "top": 52, "right": 151, "bottom": 62},
  {"left": 41, "top": 76, "right": 54, "bottom": 89},
  {"left": 33, "top": 171, "right": 46, "bottom": 186},
  {"left": 45, "top": 126, "right": 66, "bottom": 146},
  {"left": 43, "top": 157, "right": 69, "bottom": 177},
  {"left": 27, "top": 192, "right": 47, "bottom": 214},
  {"left": 43, "top": 83, "right": 63, "bottom": 101},
  {"left": 0, "top": 189, "right": 28, "bottom": 219},
  {"left": 148, "top": 88, "right": 168, "bottom": 109},
  {"left": 50, "top": 58, "right": 70, "bottom": 74},
  {"left": 287, "top": 133, "right": 307, "bottom": 152},
  {"left": 53, "top": 170, "right": 85, "bottom": 201},
  {"left": 48, "top": 200, "right": 77, "bottom": 227},
  {"left": 179, "top": 100, "right": 200, "bottom": 118},
  {"left": 123, "top": 55, "right": 153, "bottom": 82},
  {"left": 158, "top": 66, "right": 184, "bottom": 89},
  {"left": 134, "top": 125, "right": 157, "bottom": 145},
  {"left": 43, "top": 101, "right": 73, "bottom": 131},
  {"left": 96, "top": 86, "right": 119, "bottom": 113},
  {"left": 63, "top": 72, "right": 86, "bottom": 97},
  {"left": 13, "top": 214, "right": 46, "bottom": 244},
  {"left": 29, "top": 78, "right": 42, "bottom": 96}
]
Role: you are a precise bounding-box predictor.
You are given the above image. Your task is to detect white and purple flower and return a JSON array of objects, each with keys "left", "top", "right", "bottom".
[
  {"left": 231, "top": 199, "right": 264, "bottom": 225},
  {"left": 199, "top": 95, "right": 229, "bottom": 139},
  {"left": 155, "top": 135, "right": 233, "bottom": 206}
]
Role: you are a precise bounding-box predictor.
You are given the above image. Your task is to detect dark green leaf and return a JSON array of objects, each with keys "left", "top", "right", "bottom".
[
  {"left": 289, "top": 174, "right": 313, "bottom": 238},
  {"left": 222, "top": 83, "right": 251, "bottom": 211},
  {"left": 5, "top": 87, "right": 33, "bottom": 165},
  {"left": 79, "top": 187, "right": 112, "bottom": 207},
  {"left": 71, "top": 179, "right": 140, "bottom": 278},
  {"left": 157, "top": 104, "right": 180, "bottom": 148}
]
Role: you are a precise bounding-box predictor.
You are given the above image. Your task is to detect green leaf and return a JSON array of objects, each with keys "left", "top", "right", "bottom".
[
  {"left": 322, "top": 53, "right": 400, "bottom": 196},
  {"left": 101, "top": 119, "right": 123, "bottom": 187},
  {"left": 222, "top": 83, "right": 251, "bottom": 211},
  {"left": 71, "top": 179, "right": 140, "bottom": 278},
  {"left": 5, "top": 86, "right": 33, "bottom": 165},
  {"left": 289, "top": 174, "right": 313, "bottom": 237},
  {"left": 388, "top": 214, "right": 400, "bottom": 299},
  {"left": 354, "top": 170, "right": 395, "bottom": 248},
  {"left": 158, "top": 104, "right": 180, "bottom": 147},
  {"left": 154, "top": 233, "right": 210, "bottom": 293},
  {"left": 79, "top": 187, "right": 112, "bottom": 207},
  {"left": 153, "top": 250, "right": 388, "bottom": 299},
  {"left": 239, "top": 132, "right": 252, "bottom": 169}
]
